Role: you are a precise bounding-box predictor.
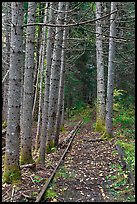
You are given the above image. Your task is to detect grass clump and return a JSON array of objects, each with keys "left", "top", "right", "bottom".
[{"left": 44, "top": 189, "right": 57, "bottom": 201}]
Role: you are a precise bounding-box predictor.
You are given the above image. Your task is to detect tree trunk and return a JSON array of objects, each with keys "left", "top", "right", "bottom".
[
  {"left": 46, "top": 2, "right": 65, "bottom": 153},
  {"left": 20, "top": 27, "right": 26, "bottom": 131},
  {"left": 95, "top": 2, "right": 105, "bottom": 132},
  {"left": 32, "top": 14, "right": 43, "bottom": 119},
  {"left": 2, "top": 2, "right": 11, "bottom": 123},
  {"left": 105, "top": 2, "right": 117, "bottom": 137},
  {"left": 55, "top": 2, "right": 69, "bottom": 146},
  {"left": 20, "top": 2, "right": 36, "bottom": 165},
  {"left": 35, "top": 3, "right": 49, "bottom": 152},
  {"left": 61, "top": 90, "right": 65, "bottom": 127},
  {"left": 3, "top": 2, "right": 24, "bottom": 183},
  {"left": 39, "top": 2, "right": 56, "bottom": 165}
]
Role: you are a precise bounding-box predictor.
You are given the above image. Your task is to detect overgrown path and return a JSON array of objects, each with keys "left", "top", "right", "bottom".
[
  {"left": 2, "top": 120, "right": 132, "bottom": 202},
  {"left": 53, "top": 122, "right": 120, "bottom": 202}
]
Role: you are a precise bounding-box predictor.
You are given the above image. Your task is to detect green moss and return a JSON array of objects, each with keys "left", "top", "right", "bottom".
[
  {"left": 36, "top": 157, "right": 40, "bottom": 164},
  {"left": 2, "top": 120, "right": 7, "bottom": 129},
  {"left": 60, "top": 125, "right": 66, "bottom": 132},
  {"left": 116, "top": 141, "right": 134, "bottom": 152},
  {"left": 101, "top": 131, "right": 113, "bottom": 141},
  {"left": 95, "top": 119, "right": 105, "bottom": 133},
  {"left": 3, "top": 165, "right": 21, "bottom": 184},
  {"left": 20, "top": 154, "right": 35, "bottom": 165},
  {"left": 44, "top": 189, "right": 57, "bottom": 200},
  {"left": 46, "top": 140, "right": 57, "bottom": 154}
]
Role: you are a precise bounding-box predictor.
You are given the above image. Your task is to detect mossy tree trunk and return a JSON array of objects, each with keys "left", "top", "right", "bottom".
[
  {"left": 3, "top": 2, "right": 24, "bottom": 184},
  {"left": 46, "top": 2, "right": 65, "bottom": 152},
  {"left": 105, "top": 2, "right": 117, "bottom": 137},
  {"left": 39, "top": 2, "right": 56, "bottom": 165},
  {"left": 95, "top": 2, "right": 105, "bottom": 132},
  {"left": 20, "top": 2, "right": 36, "bottom": 165}
]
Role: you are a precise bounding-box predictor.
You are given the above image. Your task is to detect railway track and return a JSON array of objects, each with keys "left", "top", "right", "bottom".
[
  {"left": 35, "top": 120, "right": 83, "bottom": 202},
  {"left": 2, "top": 119, "right": 134, "bottom": 202}
]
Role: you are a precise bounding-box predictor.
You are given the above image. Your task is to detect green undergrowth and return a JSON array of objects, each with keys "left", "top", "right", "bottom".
[
  {"left": 106, "top": 90, "right": 135, "bottom": 202},
  {"left": 113, "top": 90, "right": 135, "bottom": 175},
  {"left": 43, "top": 188, "right": 57, "bottom": 202},
  {"left": 46, "top": 140, "right": 57, "bottom": 154},
  {"left": 116, "top": 141, "right": 135, "bottom": 175},
  {"left": 106, "top": 163, "right": 135, "bottom": 202},
  {"left": 67, "top": 104, "right": 93, "bottom": 125},
  {"left": 113, "top": 89, "right": 135, "bottom": 140}
]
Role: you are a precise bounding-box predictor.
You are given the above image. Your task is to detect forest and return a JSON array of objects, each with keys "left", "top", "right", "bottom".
[{"left": 2, "top": 2, "right": 135, "bottom": 202}]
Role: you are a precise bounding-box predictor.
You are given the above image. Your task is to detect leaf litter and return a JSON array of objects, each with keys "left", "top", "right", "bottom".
[{"left": 2, "top": 120, "right": 132, "bottom": 202}]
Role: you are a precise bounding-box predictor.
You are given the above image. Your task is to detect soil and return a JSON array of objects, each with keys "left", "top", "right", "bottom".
[
  {"left": 53, "top": 122, "right": 120, "bottom": 202},
  {"left": 2, "top": 120, "right": 127, "bottom": 202}
]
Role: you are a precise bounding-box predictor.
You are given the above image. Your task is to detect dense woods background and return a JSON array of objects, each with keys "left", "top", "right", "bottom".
[{"left": 2, "top": 2, "right": 135, "bottom": 202}]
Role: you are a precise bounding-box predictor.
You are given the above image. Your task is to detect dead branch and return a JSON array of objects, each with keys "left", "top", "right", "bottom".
[
  {"left": 83, "top": 138, "right": 103, "bottom": 142},
  {"left": 10, "top": 186, "right": 15, "bottom": 202},
  {"left": 20, "top": 163, "right": 36, "bottom": 169},
  {"left": 23, "top": 10, "right": 117, "bottom": 28}
]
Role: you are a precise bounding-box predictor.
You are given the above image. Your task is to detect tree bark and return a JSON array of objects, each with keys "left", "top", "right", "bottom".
[
  {"left": 32, "top": 10, "right": 43, "bottom": 119},
  {"left": 3, "top": 2, "right": 24, "bottom": 183},
  {"left": 20, "top": 2, "right": 36, "bottom": 165},
  {"left": 39, "top": 2, "right": 56, "bottom": 165},
  {"left": 95, "top": 2, "right": 105, "bottom": 132},
  {"left": 55, "top": 2, "right": 69, "bottom": 146},
  {"left": 2, "top": 2, "right": 11, "bottom": 122},
  {"left": 61, "top": 90, "right": 65, "bottom": 127},
  {"left": 46, "top": 2, "right": 65, "bottom": 152},
  {"left": 105, "top": 2, "right": 117, "bottom": 136},
  {"left": 35, "top": 3, "right": 49, "bottom": 151}
]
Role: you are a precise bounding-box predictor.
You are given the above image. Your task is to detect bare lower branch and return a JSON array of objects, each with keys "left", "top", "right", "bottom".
[{"left": 23, "top": 10, "right": 117, "bottom": 28}]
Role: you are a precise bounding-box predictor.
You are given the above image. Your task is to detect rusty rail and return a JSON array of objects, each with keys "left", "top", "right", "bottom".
[{"left": 35, "top": 120, "right": 83, "bottom": 202}]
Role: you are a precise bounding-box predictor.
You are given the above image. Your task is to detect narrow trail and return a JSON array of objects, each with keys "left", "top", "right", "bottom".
[
  {"left": 2, "top": 120, "right": 123, "bottom": 202},
  {"left": 54, "top": 122, "right": 120, "bottom": 202}
]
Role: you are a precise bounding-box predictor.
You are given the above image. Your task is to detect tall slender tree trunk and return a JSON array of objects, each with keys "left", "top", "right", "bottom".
[
  {"left": 38, "top": 2, "right": 56, "bottom": 165},
  {"left": 32, "top": 14, "right": 43, "bottom": 119},
  {"left": 105, "top": 2, "right": 117, "bottom": 137},
  {"left": 95, "top": 2, "right": 105, "bottom": 132},
  {"left": 35, "top": 3, "right": 49, "bottom": 152},
  {"left": 2, "top": 2, "right": 11, "bottom": 123},
  {"left": 20, "top": 2, "right": 36, "bottom": 165},
  {"left": 3, "top": 2, "right": 24, "bottom": 183},
  {"left": 55, "top": 2, "right": 69, "bottom": 146},
  {"left": 61, "top": 90, "right": 65, "bottom": 127},
  {"left": 46, "top": 2, "right": 65, "bottom": 153}
]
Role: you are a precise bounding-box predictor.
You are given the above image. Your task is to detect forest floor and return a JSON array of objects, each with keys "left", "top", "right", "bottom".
[
  {"left": 53, "top": 122, "right": 119, "bottom": 202},
  {"left": 2, "top": 112, "right": 135, "bottom": 202}
]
